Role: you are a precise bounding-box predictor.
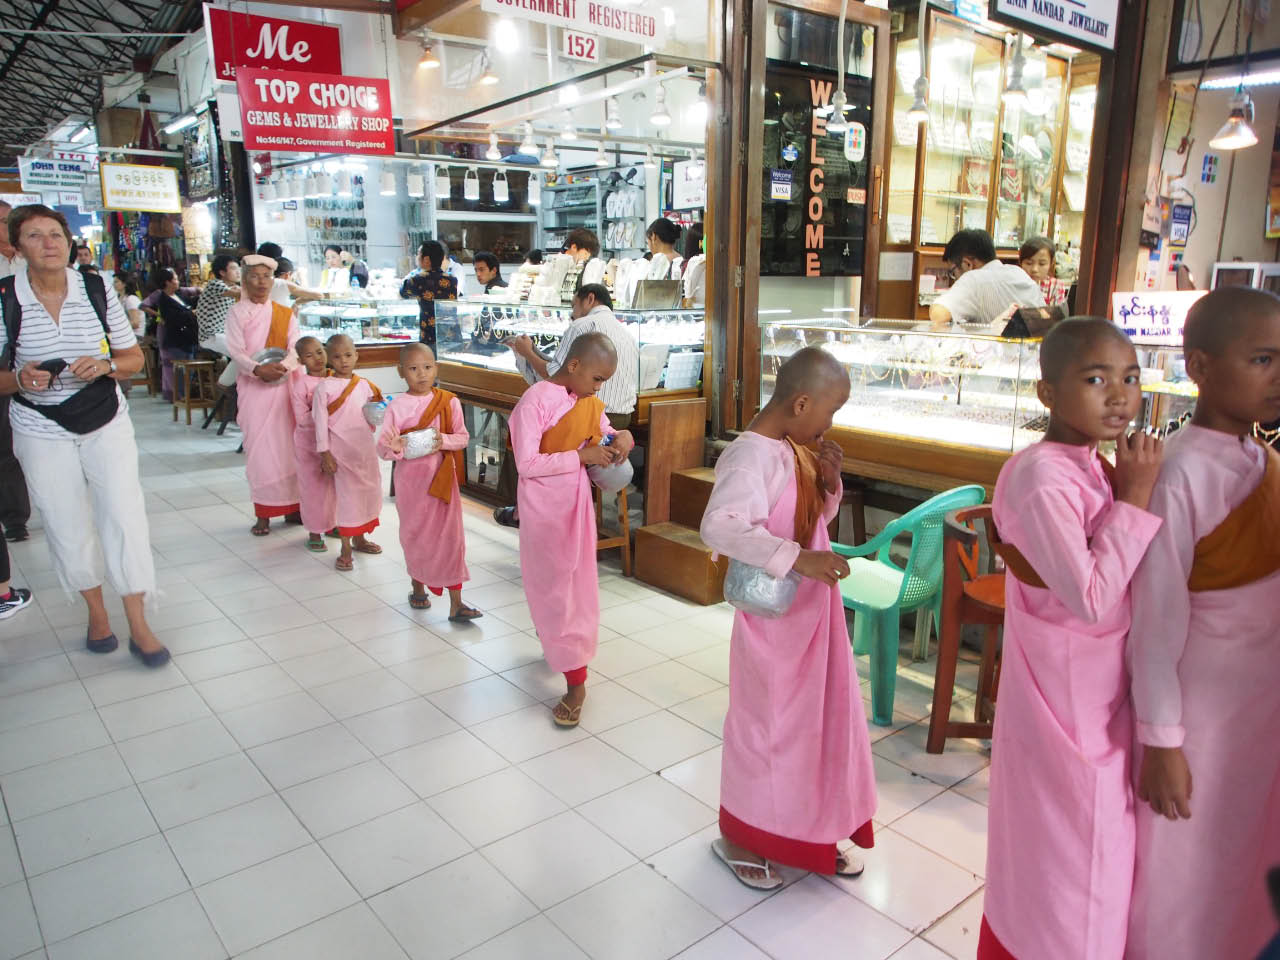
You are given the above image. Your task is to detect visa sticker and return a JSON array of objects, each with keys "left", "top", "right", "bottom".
[{"left": 99, "top": 337, "right": 110, "bottom": 355}]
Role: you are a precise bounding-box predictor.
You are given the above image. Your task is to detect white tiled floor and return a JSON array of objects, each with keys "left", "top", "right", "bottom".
[{"left": 0, "top": 399, "right": 991, "bottom": 959}]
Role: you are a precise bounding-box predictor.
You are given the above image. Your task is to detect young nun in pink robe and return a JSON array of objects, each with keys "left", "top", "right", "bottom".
[
  {"left": 1126, "top": 288, "right": 1280, "bottom": 960},
  {"left": 700, "top": 346, "right": 876, "bottom": 889},
  {"left": 313, "top": 334, "right": 382, "bottom": 571},
  {"left": 377, "top": 343, "right": 481, "bottom": 621},
  {"left": 509, "top": 333, "right": 634, "bottom": 727},
  {"left": 978, "top": 320, "right": 1164, "bottom": 960},
  {"left": 289, "top": 337, "right": 336, "bottom": 552},
  {"left": 225, "top": 255, "right": 300, "bottom": 535}
]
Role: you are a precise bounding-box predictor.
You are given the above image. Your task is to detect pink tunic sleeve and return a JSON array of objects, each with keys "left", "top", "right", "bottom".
[
  {"left": 1005, "top": 483, "right": 1161, "bottom": 626},
  {"left": 288, "top": 373, "right": 311, "bottom": 424},
  {"left": 440, "top": 397, "right": 469, "bottom": 451},
  {"left": 510, "top": 391, "right": 579, "bottom": 479},
  {"left": 700, "top": 439, "right": 800, "bottom": 579},
  {"left": 313, "top": 379, "right": 332, "bottom": 453},
  {"left": 224, "top": 303, "right": 257, "bottom": 372},
  {"left": 1127, "top": 482, "right": 1196, "bottom": 747}
]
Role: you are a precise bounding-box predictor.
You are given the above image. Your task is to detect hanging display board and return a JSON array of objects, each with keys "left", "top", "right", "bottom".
[
  {"left": 235, "top": 68, "right": 394, "bottom": 155},
  {"left": 480, "top": 0, "right": 664, "bottom": 47},
  {"left": 100, "top": 163, "right": 182, "bottom": 214},
  {"left": 989, "top": 0, "right": 1120, "bottom": 52},
  {"left": 18, "top": 156, "right": 91, "bottom": 190},
  {"left": 203, "top": 4, "right": 343, "bottom": 82}
]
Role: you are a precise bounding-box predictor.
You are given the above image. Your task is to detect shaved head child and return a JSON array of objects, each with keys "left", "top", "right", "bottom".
[
  {"left": 700, "top": 345, "right": 878, "bottom": 889},
  {"left": 978, "top": 317, "right": 1163, "bottom": 959},
  {"left": 508, "top": 331, "right": 635, "bottom": 726},
  {"left": 312, "top": 334, "right": 383, "bottom": 570},
  {"left": 1127, "top": 287, "right": 1280, "bottom": 959},
  {"left": 376, "top": 344, "right": 480, "bottom": 621},
  {"left": 289, "top": 336, "right": 337, "bottom": 551}
]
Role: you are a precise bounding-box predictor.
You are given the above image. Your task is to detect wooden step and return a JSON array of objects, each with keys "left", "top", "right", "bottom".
[
  {"left": 634, "top": 521, "right": 728, "bottom": 606},
  {"left": 669, "top": 467, "right": 717, "bottom": 530}
]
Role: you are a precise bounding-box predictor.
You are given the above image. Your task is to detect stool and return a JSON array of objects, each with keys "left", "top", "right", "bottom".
[
  {"left": 134, "top": 347, "right": 157, "bottom": 397},
  {"left": 172, "top": 360, "right": 217, "bottom": 425},
  {"left": 927, "top": 505, "right": 1003, "bottom": 754},
  {"left": 594, "top": 485, "right": 632, "bottom": 577},
  {"left": 202, "top": 383, "right": 238, "bottom": 435}
]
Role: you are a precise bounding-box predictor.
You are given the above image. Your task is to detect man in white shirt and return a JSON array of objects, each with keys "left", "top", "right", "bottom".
[{"left": 929, "top": 229, "right": 1045, "bottom": 329}]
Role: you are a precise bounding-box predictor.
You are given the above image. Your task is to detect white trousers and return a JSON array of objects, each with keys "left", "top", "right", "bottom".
[{"left": 12, "top": 414, "right": 155, "bottom": 598}]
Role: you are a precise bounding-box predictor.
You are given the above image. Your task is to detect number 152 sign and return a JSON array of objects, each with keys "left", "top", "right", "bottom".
[{"left": 562, "top": 31, "right": 599, "bottom": 64}]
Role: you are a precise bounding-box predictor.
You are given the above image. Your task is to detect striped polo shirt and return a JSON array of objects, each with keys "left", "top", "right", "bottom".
[{"left": 0, "top": 266, "right": 135, "bottom": 439}]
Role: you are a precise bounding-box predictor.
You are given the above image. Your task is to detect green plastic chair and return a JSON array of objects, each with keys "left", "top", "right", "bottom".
[{"left": 832, "top": 484, "right": 986, "bottom": 726}]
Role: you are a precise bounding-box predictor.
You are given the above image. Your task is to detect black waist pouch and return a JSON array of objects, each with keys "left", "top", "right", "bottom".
[{"left": 14, "top": 376, "right": 119, "bottom": 434}]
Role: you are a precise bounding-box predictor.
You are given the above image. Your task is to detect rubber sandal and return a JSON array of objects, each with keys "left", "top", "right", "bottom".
[
  {"left": 493, "top": 506, "right": 519, "bottom": 529},
  {"left": 353, "top": 541, "right": 382, "bottom": 555},
  {"left": 553, "top": 697, "right": 583, "bottom": 727},
  {"left": 835, "top": 851, "right": 865, "bottom": 878},
  {"left": 326, "top": 528, "right": 341, "bottom": 538},
  {"left": 335, "top": 556, "right": 354, "bottom": 571},
  {"left": 448, "top": 606, "right": 483, "bottom": 622},
  {"left": 250, "top": 524, "right": 270, "bottom": 537},
  {"left": 711, "top": 838, "right": 783, "bottom": 890},
  {"left": 306, "top": 538, "right": 328, "bottom": 553},
  {"left": 283, "top": 512, "right": 303, "bottom": 525},
  {"left": 409, "top": 593, "right": 431, "bottom": 609}
]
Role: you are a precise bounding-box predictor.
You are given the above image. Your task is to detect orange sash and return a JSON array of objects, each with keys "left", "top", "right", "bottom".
[
  {"left": 786, "top": 438, "right": 826, "bottom": 548},
  {"left": 540, "top": 396, "right": 605, "bottom": 454},
  {"left": 265, "top": 302, "right": 292, "bottom": 351},
  {"left": 408, "top": 389, "right": 465, "bottom": 504},
  {"left": 326, "top": 375, "right": 383, "bottom": 416},
  {"left": 1188, "top": 440, "right": 1280, "bottom": 592}
]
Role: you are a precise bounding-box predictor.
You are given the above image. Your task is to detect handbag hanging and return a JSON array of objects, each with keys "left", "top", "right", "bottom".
[
  {"left": 463, "top": 168, "right": 480, "bottom": 201},
  {"left": 492, "top": 170, "right": 509, "bottom": 203}
]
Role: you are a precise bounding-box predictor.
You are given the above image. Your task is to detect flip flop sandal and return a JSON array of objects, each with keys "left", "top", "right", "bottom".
[
  {"left": 335, "top": 556, "right": 354, "bottom": 571},
  {"left": 326, "top": 528, "right": 341, "bottom": 538},
  {"left": 353, "top": 541, "right": 382, "bottom": 555},
  {"left": 552, "top": 697, "right": 583, "bottom": 728},
  {"left": 835, "top": 851, "right": 865, "bottom": 878},
  {"left": 409, "top": 593, "right": 431, "bottom": 609},
  {"left": 711, "top": 838, "right": 783, "bottom": 891},
  {"left": 251, "top": 524, "right": 270, "bottom": 537},
  {"left": 283, "top": 512, "right": 303, "bottom": 525},
  {"left": 448, "top": 606, "right": 483, "bottom": 622},
  {"left": 307, "top": 539, "right": 328, "bottom": 553}
]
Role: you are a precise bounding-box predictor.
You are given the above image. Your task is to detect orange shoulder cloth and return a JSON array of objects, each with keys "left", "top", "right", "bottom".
[
  {"left": 540, "top": 396, "right": 605, "bottom": 454},
  {"left": 407, "top": 389, "right": 465, "bottom": 505},
  {"left": 786, "top": 438, "right": 826, "bottom": 548},
  {"left": 1188, "top": 440, "right": 1280, "bottom": 592},
  {"left": 265, "top": 302, "right": 292, "bottom": 351},
  {"left": 326, "top": 375, "right": 383, "bottom": 416}
]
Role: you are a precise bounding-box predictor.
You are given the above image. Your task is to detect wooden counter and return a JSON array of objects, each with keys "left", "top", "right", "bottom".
[{"left": 828, "top": 425, "right": 1010, "bottom": 496}]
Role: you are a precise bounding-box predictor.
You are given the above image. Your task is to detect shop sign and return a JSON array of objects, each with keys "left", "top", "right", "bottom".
[
  {"left": 100, "top": 163, "right": 181, "bottom": 214},
  {"left": 81, "top": 175, "right": 103, "bottom": 212},
  {"left": 235, "top": 68, "right": 394, "bottom": 156},
  {"left": 1169, "top": 204, "right": 1192, "bottom": 246},
  {"left": 0, "top": 192, "right": 42, "bottom": 206},
  {"left": 1111, "top": 291, "right": 1206, "bottom": 344},
  {"left": 203, "top": 5, "right": 343, "bottom": 82},
  {"left": 216, "top": 91, "right": 245, "bottom": 142},
  {"left": 672, "top": 158, "right": 706, "bottom": 209},
  {"left": 990, "top": 0, "right": 1119, "bottom": 52},
  {"left": 844, "top": 122, "right": 866, "bottom": 163},
  {"left": 480, "top": 0, "right": 664, "bottom": 48},
  {"left": 770, "top": 170, "right": 792, "bottom": 201},
  {"left": 561, "top": 30, "right": 600, "bottom": 63},
  {"left": 18, "top": 156, "right": 91, "bottom": 190},
  {"left": 805, "top": 78, "right": 831, "bottom": 277},
  {"left": 57, "top": 190, "right": 82, "bottom": 210}
]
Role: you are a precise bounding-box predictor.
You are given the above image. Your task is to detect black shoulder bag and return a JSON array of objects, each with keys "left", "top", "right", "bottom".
[{"left": 2, "top": 272, "right": 121, "bottom": 434}]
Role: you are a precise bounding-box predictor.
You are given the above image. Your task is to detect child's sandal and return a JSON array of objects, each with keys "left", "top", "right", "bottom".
[
  {"left": 408, "top": 593, "right": 431, "bottom": 609},
  {"left": 353, "top": 541, "right": 382, "bottom": 555},
  {"left": 335, "top": 556, "right": 354, "bottom": 571},
  {"left": 710, "top": 839, "right": 783, "bottom": 890},
  {"left": 307, "top": 538, "right": 327, "bottom": 553},
  {"left": 447, "top": 605, "right": 482, "bottom": 622},
  {"left": 552, "top": 697, "right": 583, "bottom": 727}
]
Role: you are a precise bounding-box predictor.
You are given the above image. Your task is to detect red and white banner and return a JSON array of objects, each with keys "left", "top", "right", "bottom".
[
  {"left": 235, "top": 67, "right": 393, "bottom": 155},
  {"left": 204, "top": 4, "right": 343, "bottom": 82},
  {"left": 480, "top": 0, "right": 664, "bottom": 47}
]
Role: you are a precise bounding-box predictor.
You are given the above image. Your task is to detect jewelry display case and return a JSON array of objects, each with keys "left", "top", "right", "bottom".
[{"left": 296, "top": 295, "right": 421, "bottom": 345}]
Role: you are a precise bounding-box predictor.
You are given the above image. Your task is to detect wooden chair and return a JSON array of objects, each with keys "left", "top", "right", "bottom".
[
  {"left": 594, "top": 485, "right": 632, "bottom": 577},
  {"left": 827, "top": 479, "right": 868, "bottom": 547},
  {"left": 927, "top": 505, "right": 1005, "bottom": 754},
  {"left": 138, "top": 343, "right": 159, "bottom": 397},
  {"left": 171, "top": 359, "right": 217, "bottom": 425}
]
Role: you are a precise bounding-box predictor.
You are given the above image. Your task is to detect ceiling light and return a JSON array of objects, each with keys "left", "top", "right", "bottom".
[
  {"left": 644, "top": 145, "right": 657, "bottom": 170},
  {"left": 70, "top": 125, "right": 91, "bottom": 143},
  {"left": 163, "top": 112, "right": 197, "bottom": 134},
  {"left": 595, "top": 144, "right": 610, "bottom": 168},
  {"left": 517, "top": 121, "right": 538, "bottom": 156},
  {"left": 650, "top": 84, "right": 671, "bottom": 127},
  {"left": 562, "top": 114, "right": 578, "bottom": 141},
  {"left": 407, "top": 169, "right": 426, "bottom": 198},
  {"left": 315, "top": 173, "right": 333, "bottom": 198},
  {"left": 540, "top": 140, "right": 559, "bottom": 168},
  {"left": 435, "top": 165, "right": 452, "bottom": 199},
  {"left": 291, "top": 174, "right": 306, "bottom": 198},
  {"left": 335, "top": 170, "right": 352, "bottom": 197},
  {"left": 478, "top": 53, "right": 499, "bottom": 86},
  {"left": 688, "top": 81, "right": 708, "bottom": 125},
  {"left": 1003, "top": 37, "right": 1027, "bottom": 105},
  {"left": 559, "top": 77, "right": 579, "bottom": 105},
  {"left": 261, "top": 179, "right": 276, "bottom": 202},
  {"left": 418, "top": 43, "right": 440, "bottom": 70},
  {"left": 528, "top": 173, "right": 541, "bottom": 206},
  {"left": 1209, "top": 92, "right": 1259, "bottom": 150},
  {"left": 906, "top": 75, "right": 929, "bottom": 124},
  {"left": 605, "top": 97, "right": 623, "bottom": 130},
  {"left": 252, "top": 160, "right": 263, "bottom": 175},
  {"left": 1201, "top": 68, "right": 1280, "bottom": 90},
  {"left": 825, "top": 90, "right": 848, "bottom": 134},
  {"left": 379, "top": 169, "right": 395, "bottom": 196},
  {"left": 494, "top": 18, "right": 519, "bottom": 54},
  {"left": 486, "top": 133, "right": 502, "bottom": 161}
]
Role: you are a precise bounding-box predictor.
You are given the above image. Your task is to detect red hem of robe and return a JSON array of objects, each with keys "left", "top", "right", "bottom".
[
  {"left": 977, "top": 916, "right": 1018, "bottom": 960},
  {"left": 719, "top": 807, "right": 874, "bottom": 874},
  {"left": 564, "top": 666, "right": 588, "bottom": 686},
  {"left": 255, "top": 502, "right": 300, "bottom": 519},
  {"left": 338, "top": 518, "right": 380, "bottom": 537},
  {"left": 427, "top": 584, "right": 463, "bottom": 596}
]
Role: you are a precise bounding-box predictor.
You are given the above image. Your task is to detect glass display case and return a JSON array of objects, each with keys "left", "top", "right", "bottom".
[
  {"left": 433, "top": 300, "right": 706, "bottom": 391},
  {"left": 297, "top": 295, "right": 421, "bottom": 344},
  {"left": 886, "top": 37, "right": 922, "bottom": 246},
  {"left": 1054, "top": 56, "right": 1099, "bottom": 280}
]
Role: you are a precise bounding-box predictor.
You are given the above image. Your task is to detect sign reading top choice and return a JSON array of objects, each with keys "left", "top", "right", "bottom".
[
  {"left": 481, "top": 0, "right": 663, "bottom": 47},
  {"left": 235, "top": 68, "right": 393, "bottom": 156},
  {"left": 203, "top": 4, "right": 343, "bottom": 82},
  {"left": 990, "top": 0, "right": 1120, "bottom": 51}
]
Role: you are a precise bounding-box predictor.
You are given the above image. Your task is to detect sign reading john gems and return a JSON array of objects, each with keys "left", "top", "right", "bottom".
[
  {"left": 990, "top": 0, "right": 1119, "bottom": 51},
  {"left": 19, "top": 156, "right": 91, "bottom": 190}
]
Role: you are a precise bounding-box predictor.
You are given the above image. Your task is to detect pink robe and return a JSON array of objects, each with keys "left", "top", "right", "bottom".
[
  {"left": 1126, "top": 426, "right": 1280, "bottom": 960},
  {"left": 510, "top": 381, "right": 614, "bottom": 673},
  {"left": 289, "top": 372, "right": 336, "bottom": 535},
  {"left": 377, "top": 392, "right": 470, "bottom": 590},
  {"left": 226, "top": 299, "right": 300, "bottom": 516},
  {"left": 699, "top": 432, "right": 877, "bottom": 874},
  {"left": 981, "top": 442, "right": 1161, "bottom": 960},
  {"left": 312, "top": 377, "right": 382, "bottom": 537}
]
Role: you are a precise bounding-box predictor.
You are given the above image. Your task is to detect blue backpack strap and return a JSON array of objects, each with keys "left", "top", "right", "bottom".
[{"left": 0, "top": 275, "right": 19, "bottom": 371}]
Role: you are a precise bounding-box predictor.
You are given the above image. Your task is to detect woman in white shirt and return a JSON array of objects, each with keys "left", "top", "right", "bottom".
[
  {"left": 318, "top": 244, "right": 350, "bottom": 292},
  {"left": 112, "top": 272, "right": 143, "bottom": 332},
  {"left": 0, "top": 204, "right": 168, "bottom": 666},
  {"left": 645, "top": 217, "right": 684, "bottom": 280}
]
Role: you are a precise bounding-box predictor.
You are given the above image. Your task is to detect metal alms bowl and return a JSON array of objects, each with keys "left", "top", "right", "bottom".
[{"left": 403, "top": 427, "right": 441, "bottom": 460}]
